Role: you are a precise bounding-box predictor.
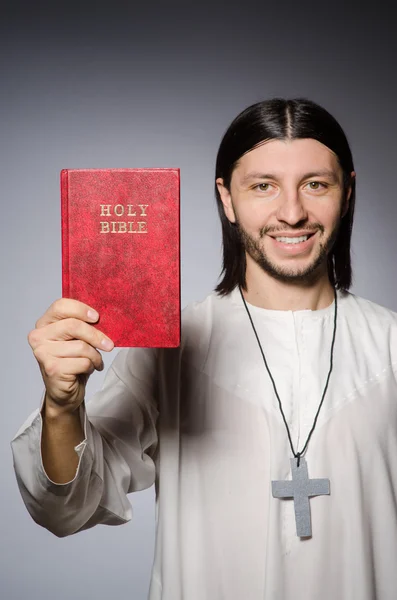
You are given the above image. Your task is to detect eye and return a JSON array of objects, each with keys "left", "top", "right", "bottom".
[
  {"left": 306, "top": 181, "right": 327, "bottom": 191},
  {"left": 254, "top": 183, "right": 272, "bottom": 192}
]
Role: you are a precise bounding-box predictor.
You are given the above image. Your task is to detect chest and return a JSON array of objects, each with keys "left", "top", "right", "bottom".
[{"left": 176, "top": 315, "right": 397, "bottom": 456}]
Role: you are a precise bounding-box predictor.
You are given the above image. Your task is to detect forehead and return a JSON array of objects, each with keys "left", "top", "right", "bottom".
[{"left": 233, "top": 138, "right": 341, "bottom": 181}]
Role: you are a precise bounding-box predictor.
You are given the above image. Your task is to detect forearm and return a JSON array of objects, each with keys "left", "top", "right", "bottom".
[
  {"left": 12, "top": 350, "right": 158, "bottom": 537},
  {"left": 41, "top": 394, "right": 85, "bottom": 484}
]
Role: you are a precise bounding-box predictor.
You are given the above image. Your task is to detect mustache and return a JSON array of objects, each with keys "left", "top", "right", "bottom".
[{"left": 259, "top": 224, "right": 325, "bottom": 238}]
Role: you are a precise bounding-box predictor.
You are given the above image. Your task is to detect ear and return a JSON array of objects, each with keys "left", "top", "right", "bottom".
[
  {"left": 342, "top": 170, "right": 356, "bottom": 218},
  {"left": 216, "top": 177, "right": 236, "bottom": 224}
]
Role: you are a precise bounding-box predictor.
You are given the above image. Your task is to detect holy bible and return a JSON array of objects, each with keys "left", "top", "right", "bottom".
[{"left": 61, "top": 168, "right": 180, "bottom": 347}]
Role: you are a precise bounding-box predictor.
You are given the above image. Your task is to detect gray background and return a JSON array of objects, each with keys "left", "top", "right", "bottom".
[{"left": 2, "top": 1, "right": 396, "bottom": 598}]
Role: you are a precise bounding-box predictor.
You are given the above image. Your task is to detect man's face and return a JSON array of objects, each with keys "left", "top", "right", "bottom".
[{"left": 217, "top": 138, "right": 354, "bottom": 284}]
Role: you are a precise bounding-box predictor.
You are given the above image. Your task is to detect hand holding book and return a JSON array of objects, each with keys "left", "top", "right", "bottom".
[
  {"left": 27, "top": 298, "right": 114, "bottom": 483},
  {"left": 28, "top": 298, "right": 113, "bottom": 415}
]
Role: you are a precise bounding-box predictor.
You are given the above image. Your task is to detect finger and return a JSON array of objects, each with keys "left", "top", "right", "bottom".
[
  {"left": 35, "top": 339, "right": 104, "bottom": 371},
  {"left": 41, "top": 357, "right": 97, "bottom": 380},
  {"left": 29, "top": 318, "right": 114, "bottom": 352},
  {"left": 36, "top": 298, "right": 100, "bottom": 329}
]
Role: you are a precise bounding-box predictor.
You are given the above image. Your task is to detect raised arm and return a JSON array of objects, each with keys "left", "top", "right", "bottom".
[{"left": 11, "top": 298, "right": 159, "bottom": 537}]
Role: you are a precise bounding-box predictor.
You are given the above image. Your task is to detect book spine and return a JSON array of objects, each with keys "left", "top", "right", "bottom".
[
  {"left": 60, "top": 170, "right": 70, "bottom": 298},
  {"left": 177, "top": 169, "right": 181, "bottom": 343}
]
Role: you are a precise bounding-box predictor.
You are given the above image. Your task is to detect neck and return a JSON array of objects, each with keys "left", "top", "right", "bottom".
[{"left": 243, "top": 256, "right": 335, "bottom": 311}]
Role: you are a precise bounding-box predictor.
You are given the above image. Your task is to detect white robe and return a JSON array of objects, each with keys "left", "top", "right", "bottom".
[{"left": 11, "top": 287, "right": 397, "bottom": 599}]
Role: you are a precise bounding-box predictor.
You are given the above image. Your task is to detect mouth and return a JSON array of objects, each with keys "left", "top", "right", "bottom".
[
  {"left": 268, "top": 231, "right": 317, "bottom": 253},
  {"left": 274, "top": 232, "right": 315, "bottom": 243}
]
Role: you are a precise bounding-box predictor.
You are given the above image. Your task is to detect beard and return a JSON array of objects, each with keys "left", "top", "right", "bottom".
[{"left": 235, "top": 217, "right": 342, "bottom": 285}]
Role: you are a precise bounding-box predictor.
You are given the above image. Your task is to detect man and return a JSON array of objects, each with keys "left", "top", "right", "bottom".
[{"left": 12, "top": 98, "right": 397, "bottom": 599}]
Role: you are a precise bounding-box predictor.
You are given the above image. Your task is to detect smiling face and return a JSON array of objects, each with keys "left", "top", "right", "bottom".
[{"left": 216, "top": 138, "right": 354, "bottom": 285}]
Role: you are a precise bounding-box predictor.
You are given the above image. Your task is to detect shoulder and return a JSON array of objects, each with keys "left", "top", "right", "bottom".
[
  {"left": 182, "top": 290, "right": 230, "bottom": 322},
  {"left": 179, "top": 290, "right": 234, "bottom": 369},
  {"left": 340, "top": 290, "right": 397, "bottom": 328},
  {"left": 181, "top": 290, "right": 235, "bottom": 337},
  {"left": 339, "top": 291, "right": 397, "bottom": 362}
]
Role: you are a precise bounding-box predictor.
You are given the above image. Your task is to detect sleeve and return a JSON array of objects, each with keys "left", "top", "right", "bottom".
[{"left": 10, "top": 346, "right": 159, "bottom": 538}]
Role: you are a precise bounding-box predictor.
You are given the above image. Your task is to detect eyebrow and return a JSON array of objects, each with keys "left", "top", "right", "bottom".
[{"left": 240, "top": 169, "right": 340, "bottom": 185}]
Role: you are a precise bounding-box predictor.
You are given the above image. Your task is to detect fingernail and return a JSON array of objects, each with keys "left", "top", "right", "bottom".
[
  {"left": 101, "top": 338, "right": 114, "bottom": 350},
  {"left": 88, "top": 309, "right": 99, "bottom": 321}
]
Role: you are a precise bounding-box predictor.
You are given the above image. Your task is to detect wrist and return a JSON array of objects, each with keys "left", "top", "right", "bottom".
[{"left": 42, "top": 394, "right": 83, "bottom": 423}]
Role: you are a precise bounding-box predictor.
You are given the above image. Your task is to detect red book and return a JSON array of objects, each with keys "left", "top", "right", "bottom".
[{"left": 61, "top": 168, "right": 180, "bottom": 347}]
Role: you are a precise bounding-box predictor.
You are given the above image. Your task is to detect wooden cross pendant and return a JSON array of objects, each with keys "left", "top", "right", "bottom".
[{"left": 272, "top": 457, "right": 330, "bottom": 537}]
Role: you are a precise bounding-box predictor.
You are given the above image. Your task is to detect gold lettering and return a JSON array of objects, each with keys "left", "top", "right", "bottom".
[
  {"left": 138, "top": 204, "right": 149, "bottom": 217},
  {"left": 100, "top": 221, "right": 148, "bottom": 233},
  {"left": 100, "top": 205, "right": 112, "bottom": 216},
  {"left": 99, "top": 200, "right": 149, "bottom": 234},
  {"left": 114, "top": 204, "right": 124, "bottom": 216}
]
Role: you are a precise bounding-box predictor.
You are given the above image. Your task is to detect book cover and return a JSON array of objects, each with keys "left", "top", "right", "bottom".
[{"left": 61, "top": 168, "right": 180, "bottom": 347}]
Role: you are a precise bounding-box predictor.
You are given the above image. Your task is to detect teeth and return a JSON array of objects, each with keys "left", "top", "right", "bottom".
[{"left": 275, "top": 235, "right": 309, "bottom": 244}]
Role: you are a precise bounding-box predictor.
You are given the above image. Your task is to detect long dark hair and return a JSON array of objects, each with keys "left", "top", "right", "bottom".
[{"left": 214, "top": 98, "right": 356, "bottom": 295}]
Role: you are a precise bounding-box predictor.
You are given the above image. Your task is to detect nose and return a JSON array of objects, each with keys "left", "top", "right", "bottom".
[{"left": 276, "top": 188, "right": 308, "bottom": 226}]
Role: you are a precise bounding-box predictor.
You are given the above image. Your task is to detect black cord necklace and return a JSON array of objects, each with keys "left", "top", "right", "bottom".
[{"left": 239, "top": 285, "right": 338, "bottom": 537}]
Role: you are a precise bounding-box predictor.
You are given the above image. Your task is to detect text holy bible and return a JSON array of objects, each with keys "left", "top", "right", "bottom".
[{"left": 61, "top": 168, "right": 180, "bottom": 347}]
